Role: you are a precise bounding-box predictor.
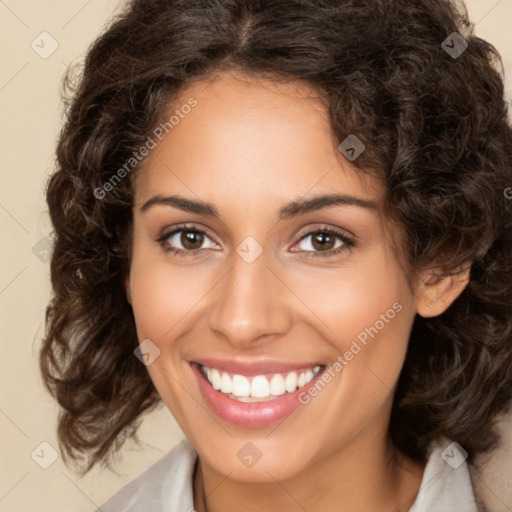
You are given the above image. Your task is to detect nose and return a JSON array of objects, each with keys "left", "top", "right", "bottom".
[{"left": 207, "top": 247, "right": 292, "bottom": 348}]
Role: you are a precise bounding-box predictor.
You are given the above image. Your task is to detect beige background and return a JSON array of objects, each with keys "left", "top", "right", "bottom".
[{"left": 0, "top": 1, "right": 511, "bottom": 511}]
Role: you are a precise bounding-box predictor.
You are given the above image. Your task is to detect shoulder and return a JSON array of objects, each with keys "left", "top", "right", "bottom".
[
  {"left": 408, "top": 436, "right": 481, "bottom": 512},
  {"left": 97, "top": 439, "right": 197, "bottom": 512}
]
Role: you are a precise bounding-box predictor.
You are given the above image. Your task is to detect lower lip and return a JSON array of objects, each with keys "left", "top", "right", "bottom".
[{"left": 191, "top": 363, "right": 324, "bottom": 427}]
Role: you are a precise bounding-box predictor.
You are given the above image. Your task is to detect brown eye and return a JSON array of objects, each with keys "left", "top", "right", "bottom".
[
  {"left": 311, "top": 232, "right": 336, "bottom": 251},
  {"left": 291, "top": 227, "right": 355, "bottom": 259},
  {"left": 297, "top": 230, "right": 346, "bottom": 253},
  {"left": 158, "top": 226, "right": 219, "bottom": 255},
  {"left": 181, "top": 230, "right": 205, "bottom": 250}
]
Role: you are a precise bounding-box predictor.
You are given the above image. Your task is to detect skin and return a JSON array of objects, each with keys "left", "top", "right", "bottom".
[{"left": 126, "top": 70, "right": 469, "bottom": 512}]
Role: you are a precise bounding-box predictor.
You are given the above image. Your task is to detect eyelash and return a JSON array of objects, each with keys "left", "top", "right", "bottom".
[{"left": 156, "top": 223, "right": 355, "bottom": 259}]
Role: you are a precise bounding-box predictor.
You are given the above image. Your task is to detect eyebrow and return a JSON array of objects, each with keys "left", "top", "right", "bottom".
[{"left": 139, "top": 193, "right": 377, "bottom": 219}]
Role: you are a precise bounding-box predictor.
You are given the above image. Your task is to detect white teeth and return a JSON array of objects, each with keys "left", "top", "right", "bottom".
[
  {"left": 284, "top": 372, "right": 298, "bottom": 393},
  {"left": 269, "top": 374, "right": 286, "bottom": 396},
  {"left": 233, "top": 396, "right": 279, "bottom": 403},
  {"left": 220, "top": 372, "right": 232, "bottom": 394},
  {"left": 232, "top": 374, "right": 250, "bottom": 397},
  {"left": 210, "top": 368, "right": 221, "bottom": 390},
  {"left": 251, "top": 375, "right": 270, "bottom": 398},
  {"left": 202, "top": 365, "right": 322, "bottom": 400}
]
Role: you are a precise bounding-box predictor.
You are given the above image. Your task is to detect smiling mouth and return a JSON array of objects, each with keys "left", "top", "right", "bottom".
[{"left": 199, "top": 364, "right": 323, "bottom": 402}]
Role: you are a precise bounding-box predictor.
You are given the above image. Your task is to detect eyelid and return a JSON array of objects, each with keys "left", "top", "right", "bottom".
[{"left": 294, "top": 223, "right": 355, "bottom": 244}]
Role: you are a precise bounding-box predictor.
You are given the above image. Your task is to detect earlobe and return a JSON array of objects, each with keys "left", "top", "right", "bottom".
[{"left": 415, "top": 264, "right": 470, "bottom": 318}]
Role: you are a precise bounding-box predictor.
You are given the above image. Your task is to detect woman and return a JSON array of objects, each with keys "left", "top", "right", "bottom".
[{"left": 40, "top": 0, "right": 512, "bottom": 510}]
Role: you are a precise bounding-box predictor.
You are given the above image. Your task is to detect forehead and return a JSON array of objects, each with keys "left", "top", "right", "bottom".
[{"left": 133, "top": 70, "right": 383, "bottom": 208}]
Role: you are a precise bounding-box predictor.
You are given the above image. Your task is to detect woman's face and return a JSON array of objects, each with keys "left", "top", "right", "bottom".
[{"left": 128, "top": 71, "right": 421, "bottom": 482}]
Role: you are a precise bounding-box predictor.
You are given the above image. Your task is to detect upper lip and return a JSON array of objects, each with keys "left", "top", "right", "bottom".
[{"left": 191, "top": 358, "right": 323, "bottom": 376}]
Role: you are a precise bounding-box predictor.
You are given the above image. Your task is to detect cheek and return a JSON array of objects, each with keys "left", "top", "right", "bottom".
[
  {"left": 287, "top": 250, "right": 414, "bottom": 399},
  {"left": 129, "top": 247, "right": 213, "bottom": 340},
  {"left": 128, "top": 249, "right": 209, "bottom": 424},
  {"left": 286, "top": 249, "right": 411, "bottom": 345}
]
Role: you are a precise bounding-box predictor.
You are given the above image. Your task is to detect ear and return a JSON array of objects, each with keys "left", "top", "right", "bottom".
[{"left": 415, "top": 263, "right": 471, "bottom": 318}]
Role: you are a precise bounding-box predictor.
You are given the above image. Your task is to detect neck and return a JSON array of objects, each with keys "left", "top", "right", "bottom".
[{"left": 193, "top": 430, "right": 425, "bottom": 512}]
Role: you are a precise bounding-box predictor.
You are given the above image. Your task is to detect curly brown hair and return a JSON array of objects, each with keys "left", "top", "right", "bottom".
[{"left": 40, "top": 0, "right": 512, "bottom": 474}]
